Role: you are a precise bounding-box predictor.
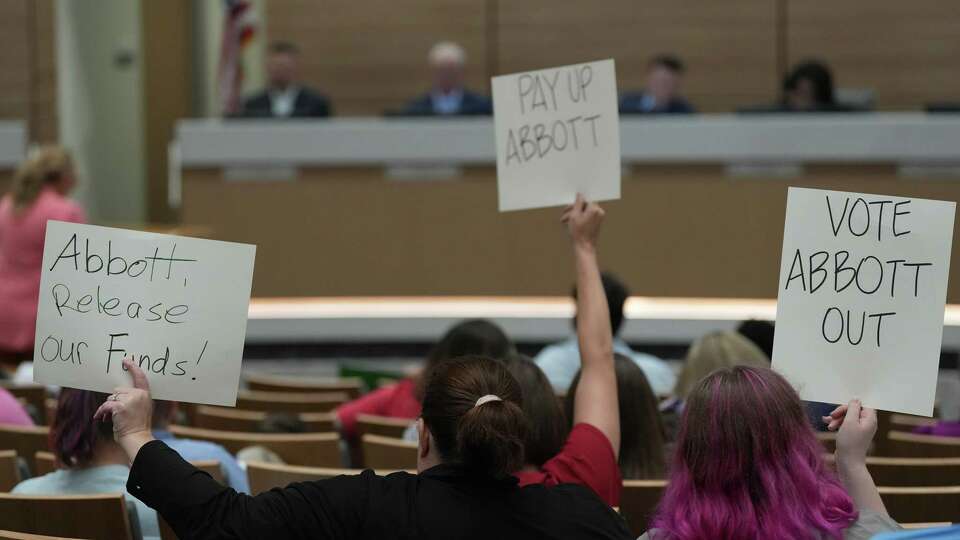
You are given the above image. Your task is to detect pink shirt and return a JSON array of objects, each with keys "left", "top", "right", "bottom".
[
  {"left": 0, "top": 189, "right": 85, "bottom": 352},
  {"left": 0, "top": 387, "right": 34, "bottom": 426}
]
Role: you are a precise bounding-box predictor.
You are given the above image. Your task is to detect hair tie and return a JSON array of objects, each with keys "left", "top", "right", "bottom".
[{"left": 474, "top": 394, "right": 502, "bottom": 408}]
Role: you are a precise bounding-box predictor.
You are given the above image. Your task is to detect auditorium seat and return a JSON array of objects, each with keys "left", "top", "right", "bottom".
[
  {"left": 0, "top": 493, "right": 133, "bottom": 539},
  {"left": 31, "top": 453, "right": 54, "bottom": 477},
  {"left": 879, "top": 486, "right": 960, "bottom": 523},
  {"left": 43, "top": 401, "right": 56, "bottom": 427},
  {"left": 902, "top": 522, "right": 954, "bottom": 530},
  {"left": 887, "top": 431, "right": 960, "bottom": 458},
  {"left": 235, "top": 390, "right": 349, "bottom": 413},
  {"left": 246, "top": 461, "right": 408, "bottom": 495},
  {"left": 361, "top": 434, "right": 418, "bottom": 470},
  {"left": 815, "top": 431, "right": 837, "bottom": 454},
  {"left": 620, "top": 480, "right": 667, "bottom": 538},
  {"left": 245, "top": 374, "right": 364, "bottom": 399},
  {"left": 0, "top": 384, "right": 46, "bottom": 425},
  {"left": 168, "top": 425, "right": 342, "bottom": 467},
  {"left": 194, "top": 406, "right": 335, "bottom": 432},
  {"left": 0, "top": 531, "right": 86, "bottom": 540},
  {"left": 356, "top": 414, "right": 412, "bottom": 439},
  {"left": 0, "top": 426, "right": 48, "bottom": 476},
  {"left": 33, "top": 451, "right": 226, "bottom": 484},
  {"left": 0, "top": 451, "right": 20, "bottom": 492},
  {"left": 866, "top": 456, "right": 960, "bottom": 486}
]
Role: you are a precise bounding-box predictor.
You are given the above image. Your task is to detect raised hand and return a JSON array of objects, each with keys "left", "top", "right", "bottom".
[
  {"left": 93, "top": 358, "right": 156, "bottom": 459},
  {"left": 562, "top": 193, "right": 605, "bottom": 249}
]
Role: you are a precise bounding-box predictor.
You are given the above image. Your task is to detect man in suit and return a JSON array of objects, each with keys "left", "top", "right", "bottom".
[
  {"left": 238, "top": 41, "right": 331, "bottom": 118},
  {"left": 620, "top": 54, "right": 695, "bottom": 115},
  {"left": 399, "top": 41, "right": 492, "bottom": 116}
]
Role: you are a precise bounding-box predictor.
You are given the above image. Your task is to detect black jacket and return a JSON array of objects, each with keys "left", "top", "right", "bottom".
[{"left": 238, "top": 87, "right": 331, "bottom": 118}]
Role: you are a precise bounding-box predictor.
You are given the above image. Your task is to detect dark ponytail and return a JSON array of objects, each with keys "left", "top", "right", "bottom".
[{"left": 421, "top": 356, "right": 527, "bottom": 479}]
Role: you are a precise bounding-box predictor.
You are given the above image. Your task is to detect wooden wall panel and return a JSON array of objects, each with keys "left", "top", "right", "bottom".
[
  {"left": 28, "top": 0, "right": 58, "bottom": 143},
  {"left": 495, "top": 1, "right": 780, "bottom": 113},
  {"left": 0, "top": 0, "right": 30, "bottom": 120},
  {"left": 787, "top": 1, "right": 960, "bottom": 110},
  {"left": 265, "top": 0, "right": 491, "bottom": 115},
  {"left": 0, "top": 0, "right": 57, "bottom": 142}
]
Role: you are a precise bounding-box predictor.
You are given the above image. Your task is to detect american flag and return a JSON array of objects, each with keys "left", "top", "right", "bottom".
[{"left": 218, "top": 0, "right": 257, "bottom": 116}]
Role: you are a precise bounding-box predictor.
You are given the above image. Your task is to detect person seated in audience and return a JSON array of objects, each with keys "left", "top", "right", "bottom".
[
  {"left": 237, "top": 41, "right": 331, "bottom": 118},
  {"left": 335, "top": 318, "right": 512, "bottom": 442},
  {"left": 0, "top": 146, "right": 85, "bottom": 368},
  {"left": 565, "top": 354, "right": 667, "bottom": 480},
  {"left": 151, "top": 400, "right": 249, "bottom": 493},
  {"left": 14, "top": 389, "right": 159, "bottom": 540},
  {"left": 736, "top": 319, "right": 775, "bottom": 358},
  {"left": 536, "top": 272, "right": 676, "bottom": 397},
  {"left": 0, "top": 386, "right": 34, "bottom": 426},
  {"left": 643, "top": 367, "right": 900, "bottom": 539},
  {"left": 619, "top": 55, "right": 695, "bottom": 115},
  {"left": 398, "top": 41, "right": 492, "bottom": 116},
  {"left": 505, "top": 354, "right": 568, "bottom": 468}
]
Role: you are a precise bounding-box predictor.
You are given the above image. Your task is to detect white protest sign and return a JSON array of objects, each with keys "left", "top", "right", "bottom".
[
  {"left": 772, "top": 187, "right": 955, "bottom": 415},
  {"left": 492, "top": 59, "right": 620, "bottom": 212},
  {"left": 34, "top": 222, "right": 256, "bottom": 406}
]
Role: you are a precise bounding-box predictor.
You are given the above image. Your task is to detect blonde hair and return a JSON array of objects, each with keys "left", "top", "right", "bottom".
[
  {"left": 10, "top": 145, "right": 73, "bottom": 209},
  {"left": 674, "top": 331, "right": 770, "bottom": 398},
  {"left": 428, "top": 41, "right": 466, "bottom": 66}
]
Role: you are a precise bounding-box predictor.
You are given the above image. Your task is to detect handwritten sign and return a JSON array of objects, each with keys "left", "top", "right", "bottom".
[
  {"left": 772, "top": 187, "right": 955, "bottom": 415},
  {"left": 33, "top": 222, "right": 256, "bottom": 406},
  {"left": 492, "top": 59, "right": 620, "bottom": 212}
]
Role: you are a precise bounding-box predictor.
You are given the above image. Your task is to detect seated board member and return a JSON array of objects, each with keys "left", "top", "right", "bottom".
[
  {"left": 237, "top": 41, "right": 331, "bottom": 118},
  {"left": 397, "top": 41, "right": 492, "bottom": 116},
  {"left": 619, "top": 55, "right": 695, "bottom": 115}
]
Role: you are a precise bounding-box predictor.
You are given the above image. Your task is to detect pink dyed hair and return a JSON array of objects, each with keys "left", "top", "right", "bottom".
[{"left": 652, "top": 366, "right": 857, "bottom": 539}]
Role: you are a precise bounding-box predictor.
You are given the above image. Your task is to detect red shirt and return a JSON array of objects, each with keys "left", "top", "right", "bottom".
[
  {"left": 515, "top": 423, "right": 622, "bottom": 506},
  {"left": 335, "top": 378, "right": 421, "bottom": 439}
]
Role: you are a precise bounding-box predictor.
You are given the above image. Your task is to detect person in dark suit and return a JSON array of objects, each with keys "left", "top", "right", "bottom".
[
  {"left": 238, "top": 41, "right": 331, "bottom": 118},
  {"left": 739, "top": 60, "right": 858, "bottom": 114},
  {"left": 399, "top": 42, "right": 492, "bottom": 116},
  {"left": 620, "top": 54, "right": 696, "bottom": 115}
]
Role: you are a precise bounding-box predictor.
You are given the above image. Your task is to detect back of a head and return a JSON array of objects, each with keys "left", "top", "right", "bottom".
[
  {"left": 736, "top": 319, "right": 775, "bottom": 358},
  {"left": 10, "top": 145, "right": 72, "bottom": 209},
  {"left": 675, "top": 330, "right": 769, "bottom": 398},
  {"left": 784, "top": 59, "right": 836, "bottom": 107},
  {"left": 654, "top": 366, "right": 856, "bottom": 538},
  {"left": 506, "top": 353, "right": 567, "bottom": 467},
  {"left": 565, "top": 354, "right": 666, "bottom": 479},
  {"left": 51, "top": 389, "right": 113, "bottom": 468},
  {"left": 259, "top": 412, "right": 307, "bottom": 433},
  {"left": 425, "top": 319, "right": 513, "bottom": 371},
  {"left": 573, "top": 272, "right": 628, "bottom": 335},
  {"left": 421, "top": 355, "right": 527, "bottom": 479}
]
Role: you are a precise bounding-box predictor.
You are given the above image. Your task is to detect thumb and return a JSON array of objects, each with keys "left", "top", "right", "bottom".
[
  {"left": 843, "top": 399, "right": 861, "bottom": 427},
  {"left": 123, "top": 358, "right": 151, "bottom": 392}
]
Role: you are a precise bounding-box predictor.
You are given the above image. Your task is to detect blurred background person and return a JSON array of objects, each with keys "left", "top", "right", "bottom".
[
  {"left": 0, "top": 146, "right": 85, "bottom": 367},
  {"left": 781, "top": 59, "right": 845, "bottom": 112},
  {"left": 535, "top": 272, "right": 676, "bottom": 397},
  {"left": 620, "top": 54, "right": 695, "bottom": 115},
  {"left": 399, "top": 41, "right": 492, "bottom": 116},
  {"left": 238, "top": 41, "right": 331, "bottom": 118}
]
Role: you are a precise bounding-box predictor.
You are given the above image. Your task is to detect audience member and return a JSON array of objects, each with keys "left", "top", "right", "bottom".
[
  {"left": 14, "top": 389, "right": 159, "bottom": 540},
  {"left": 619, "top": 55, "right": 695, "bottom": 115},
  {"left": 565, "top": 354, "right": 667, "bottom": 480},
  {"left": 398, "top": 41, "right": 492, "bottom": 116},
  {"left": 335, "top": 318, "right": 512, "bottom": 441},
  {"left": 505, "top": 354, "right": 568, "bottom": 468},
  {"left": 536, "top": 272, "right": 676, "bottom": 397},
  {"left": 736, "top": 319, "right": 775, "bottom": 358},
  {"left": 151, "top": 400, "right": 249, "bottom": 493},
  {"left": 645, "top": 367, "right": 899, "bottom": 539},
  {"left": 0, "top": 386, "right": 34, "bottom": 426},
  {"left": 0, "top": 146, "right": 85, "bottom": 363},
  {"left": 238, "top": 41, "right": 331, "bottom": 118}
]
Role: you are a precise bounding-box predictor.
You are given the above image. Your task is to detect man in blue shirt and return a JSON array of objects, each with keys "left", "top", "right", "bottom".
[
  {"left": 535, "top": 272, "right": 676, "bottom": 396},
  {"left": 152, "top": 401, "right": 250, "bottom": 493},
  {"left": 399, "top": 41, "right": 492, "bottom": 116},
  {"left": 619, "top": 54, "right": 696, "bottom": 115}
]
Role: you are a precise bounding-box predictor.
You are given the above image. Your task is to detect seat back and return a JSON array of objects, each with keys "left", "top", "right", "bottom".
[
  {"left": 356, "top": 414, "right": 412, "bottom": 439},
  {"left": 0, "top": 493, "right": 132, "bottom": 540},
  {"left": 866, "top": 456, "right": 960, "bottom": 486},
  {"left": 879, "top": 486, "right": 960, "bottom": 523},
  {"left": 245, "top": 374, "right": 363, "bottom": 399},
  {"left": 361, "top": 434, "right": 417, "bottom": 470},
  {"left": 235, "top": 390, "right": 348, "bottom": 413},
  {"left": 0, "top": 384, "right": 46, "bottom": 425},
  {"left": 34, "top": 451, "right": 224, "bottom": 485},
  {"left": 814, "top": 431, "right": 837, "bottom": 454},
  {"left": 32, "top": 452, "right": 55, "bottom": 478},
  {"left": 887, "top": 431, "right": 960, "bottom": 458},
  {"left": 0, "top": 451, "right": 20, "bottom": 492},
  {"left": 168, "top": 425, "right": 342, "bottom": 467},
  {"left": 194, "top": 406, "right": 334, "bottom": 432},
  {"left": 0, "top": 531, "right": 87, "bottom": 540},
  {"left": 0, "top": 426, "right": 49, "bottom": 476},
  {"left": 620, "top": 480, "right": 667, "bottom": 538}
]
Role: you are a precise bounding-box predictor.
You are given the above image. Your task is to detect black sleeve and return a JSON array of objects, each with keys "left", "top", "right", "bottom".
[{"left": 128, "top": 440, "right": 370, "bottom": 540}]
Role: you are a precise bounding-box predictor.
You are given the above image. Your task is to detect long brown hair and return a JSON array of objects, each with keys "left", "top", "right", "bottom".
[
  {"left": 506, "top": 353, "right": 568, "bottom": 467},
  {"left": 9, "top": 145, "right": 73, "bottom": 209},
  {"left": 421, "top": 355, "right": 527, "bottom": 478}
]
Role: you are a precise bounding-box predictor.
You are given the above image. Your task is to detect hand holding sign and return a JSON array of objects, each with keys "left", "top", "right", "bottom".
[
  {"left": 94, "top": 358, "right": 156, "bottom": 459},
  {"left": 493, "top": 59, "right": 621, "bottom": 211}
]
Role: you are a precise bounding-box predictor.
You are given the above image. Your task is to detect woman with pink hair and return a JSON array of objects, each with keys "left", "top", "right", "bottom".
[{"left": 644, "top": 366, "right": 899, "bottom": 539}]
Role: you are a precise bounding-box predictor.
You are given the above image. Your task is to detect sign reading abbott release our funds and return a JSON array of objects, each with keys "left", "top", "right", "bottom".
[
  {"left": 772, "top": 187, "right": 955, "bottom": 415},
  {"left": 33, "top": 221, "right": 256, "bottom": 406},
  {"left": 492, "top": 59, "right": 621, "bottom": 211}
]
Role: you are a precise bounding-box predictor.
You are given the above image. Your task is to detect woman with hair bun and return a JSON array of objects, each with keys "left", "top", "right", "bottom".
[{"left": 95, "top": 197, "right": 632, "bottom": 540}]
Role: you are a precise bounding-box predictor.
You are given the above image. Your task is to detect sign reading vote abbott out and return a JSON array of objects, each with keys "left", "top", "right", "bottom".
[
  {"left": 772, "top": 187, "right": 955, "bottom": 415},
  {"left": 492, "top": 59, "right": 620, "bottom": 212},
  {"left": 34, "top": 222, "right": 256, "bottom": 406}
]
